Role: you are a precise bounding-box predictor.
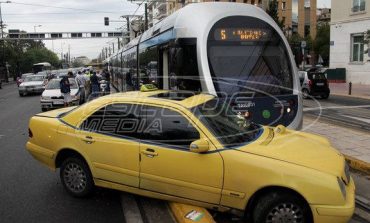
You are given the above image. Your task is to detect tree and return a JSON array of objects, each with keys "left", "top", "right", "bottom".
[
  {"left": 20, "top": 47, "right": 60, "bottom": 73},
  {"left": 313, "top": 23, "right": 330, "bottom": 66},
  {"left": 266, "top": 0, "right": 285, "bottom": 29}
]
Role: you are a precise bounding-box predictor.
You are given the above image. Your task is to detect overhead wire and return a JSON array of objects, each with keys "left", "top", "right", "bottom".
[{"left": 10, "top": 1, "right": 120, "bottom": 13}]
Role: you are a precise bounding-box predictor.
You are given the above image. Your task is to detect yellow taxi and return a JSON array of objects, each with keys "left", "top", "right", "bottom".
[{"left": 26, "top": 88, "right": 354, "bottom": 223}]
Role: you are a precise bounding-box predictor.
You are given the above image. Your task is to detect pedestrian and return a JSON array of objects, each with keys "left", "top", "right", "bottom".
[
  {"left": 60, "top": 76, "right": 71, "bottom": 107},
  {"left": 76, "top": 71, "right": 87, "bottom": 103},
  {"left": 103, "top": 69, "right": 110, "bottom": 93},
  {"left": 67, "top": 71, "right": 74, "bottom": 78},
  {"left": 90, "top": 71, "right": 100, "bottom": 98}
]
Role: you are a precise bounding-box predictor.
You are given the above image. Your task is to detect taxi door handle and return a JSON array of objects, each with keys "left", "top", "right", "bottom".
[
  {"left": 82, "top": 136, "right": 95, "bottom": 144},
  {"left": 142, "top": 148, "right": 158, "bottom": 158}
]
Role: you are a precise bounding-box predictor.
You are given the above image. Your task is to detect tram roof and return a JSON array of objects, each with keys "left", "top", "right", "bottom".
[{"left": 115, "top": 2, "right": 281, "bottom": 54}]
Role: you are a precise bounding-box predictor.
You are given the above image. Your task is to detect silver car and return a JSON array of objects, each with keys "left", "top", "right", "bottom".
[
  {"left": 40, "top": 78, "right": 80, "bottom": 111},
  {"left": 18, "top": 75, "right": 46, "bottom": 96}
]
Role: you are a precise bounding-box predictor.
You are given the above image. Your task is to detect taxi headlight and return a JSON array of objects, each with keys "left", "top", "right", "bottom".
[
  {"left": 41, "top": 96, "right": 51, "bottom": 100},
  {"left": 337, "top": 177, "right": 346, "bottom": 199}
]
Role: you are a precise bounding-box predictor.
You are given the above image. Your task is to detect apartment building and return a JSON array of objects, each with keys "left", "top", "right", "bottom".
[
  {"left": 148, "top": 0, "right": 270, "bottom": 29},
  {"left": 330, "top": 0, "right": 370, "bottom": 84}
]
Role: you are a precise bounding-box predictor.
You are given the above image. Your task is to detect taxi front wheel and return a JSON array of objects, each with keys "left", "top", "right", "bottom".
[
  {"left": 252, "top": 192, "right": 312, "bottom": 223},
  {"left": 60, "top": 157, "right": 94, "bottom": 197}
]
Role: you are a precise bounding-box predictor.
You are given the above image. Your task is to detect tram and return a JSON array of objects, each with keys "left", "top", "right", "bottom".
[{"left": 107, "top": 2, "right": 302, "bottom": 129}]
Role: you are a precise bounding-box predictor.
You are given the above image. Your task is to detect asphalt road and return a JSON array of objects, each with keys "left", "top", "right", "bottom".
[
  {"left": 303, "top": 95, "right": 370, "bottom": 132},
  {"left": 0, "top": 84, "right": 125, "bottom": 223}
]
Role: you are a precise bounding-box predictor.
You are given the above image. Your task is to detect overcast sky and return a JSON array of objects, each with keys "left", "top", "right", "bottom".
[{"left": 2, "top": 0, "right": 331, "bottom": 60}]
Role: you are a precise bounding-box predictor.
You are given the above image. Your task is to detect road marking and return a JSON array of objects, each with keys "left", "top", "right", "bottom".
[
  {"left": 120, "top": 193, "right": 144, "bottom": 223},
  {"left": 304, "top": 105, "right": 370, "bottom": 112},
  {"left": 341, "top": 115, "right": 370, "bottom": 124}
]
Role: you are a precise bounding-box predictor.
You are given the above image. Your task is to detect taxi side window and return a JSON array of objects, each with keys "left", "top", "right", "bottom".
[
  {"left": 142, "top": 105, "right": 200, "bottom": 149},
  {"left": 81, "top": 103, "right": 142, "bottom": 139}
]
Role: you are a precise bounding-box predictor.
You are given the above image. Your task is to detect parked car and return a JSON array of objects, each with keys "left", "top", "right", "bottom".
[
  {"left": 299, "top": 68, "right": 330, "bottom": 99},
  {"left": 27, "top": 87, "right": 354, "bottom": 223},
  {"left": 40, "top": 78, "right": 80, "bottom": 111},
  {"left": 16, "top": 73, "right": 33, "bottom": 86},
  {"left": 18, "top": 75, "right": 46, "bottom": 96}
]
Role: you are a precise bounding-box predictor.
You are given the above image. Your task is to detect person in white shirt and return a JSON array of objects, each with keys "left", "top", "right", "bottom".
[{"left": 76, "top": 71, "right": 87, "bottom": 103}]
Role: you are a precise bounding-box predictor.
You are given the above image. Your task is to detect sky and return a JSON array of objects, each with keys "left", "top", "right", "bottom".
[
  {"left": 1, "top": 0, "right": 331, "bottom": 60},
  {"left": 2, "top": 0, "right": 143, "bottom": 60}
]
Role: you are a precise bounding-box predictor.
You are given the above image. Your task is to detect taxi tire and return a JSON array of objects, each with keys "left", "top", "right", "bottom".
[
  {"left": 60, "top": 157, "right": 94, "bottom": 198},
  {"left": 252, "top": 192, "right": 312, "bottom": 223}
]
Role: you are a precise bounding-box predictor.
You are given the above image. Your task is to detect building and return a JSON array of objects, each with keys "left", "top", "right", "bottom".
[
  {"left": 317, "top": 8, "right": 331, "bottom": 26},
  {"left": 330, "top": 0, "right": 370, "bottom": 84},
  {"left": 148, "top": 0, "right": 270, "bottom": 29},
  {"left": 276, "top": 0, "right": 317, "bottom": 39}
]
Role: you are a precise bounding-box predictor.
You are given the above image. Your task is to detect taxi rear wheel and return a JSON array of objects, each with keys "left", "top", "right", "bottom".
[
  {"left": 252, "top": 192, "right": 312, "bottom": 223},
  {"left": 60, "top": 157, "right": 94, "bottom": 197}
]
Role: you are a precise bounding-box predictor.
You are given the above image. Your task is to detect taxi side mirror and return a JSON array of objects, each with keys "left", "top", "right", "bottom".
[{"left": 190, "top": 139, "right": 210, "bottom": 153}]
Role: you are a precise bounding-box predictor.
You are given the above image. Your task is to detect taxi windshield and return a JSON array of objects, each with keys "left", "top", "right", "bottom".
[
  {"left": 24, "top": 76, "right": 44, "bottom": 82},
  {"left": 192, "top": 98, "right": 262, "bottom": 147}
]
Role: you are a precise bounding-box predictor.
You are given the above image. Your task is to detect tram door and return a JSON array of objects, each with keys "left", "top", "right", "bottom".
[{"left": 162, "top": 49, "right": 169, "bottom": 89}]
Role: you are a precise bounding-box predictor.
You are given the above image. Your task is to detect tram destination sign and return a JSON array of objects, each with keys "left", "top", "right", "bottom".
[{"left": 214, "top": 28, "right": 270, "bottom": 41}]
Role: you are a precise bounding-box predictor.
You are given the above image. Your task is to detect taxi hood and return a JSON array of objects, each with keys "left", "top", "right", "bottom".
[{"left": 238, "top": 127, "right": 345, "bottom": 177}]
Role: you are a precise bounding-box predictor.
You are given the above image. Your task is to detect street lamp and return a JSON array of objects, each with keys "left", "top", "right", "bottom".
[
  {"left": 33, "top": 24, "right": 42, "bottom": 33},
  {"left": 0, "top": 1, "right": 11, "bottom": 83}
]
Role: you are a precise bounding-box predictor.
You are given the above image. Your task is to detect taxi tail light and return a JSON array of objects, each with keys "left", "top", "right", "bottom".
[
  {"left": 28, "top": 128, "right": 33, "bottom": 138},
  {"left": 308, "top": 80, "right": 313, "bottom": 87}
]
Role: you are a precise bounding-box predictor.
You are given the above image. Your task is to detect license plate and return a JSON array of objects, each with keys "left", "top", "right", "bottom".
[
  {"left": 316, "top": 83, "right": 324, "bottom": 86},
  {"left": 53, "top": 101, "right": 64, "bottom": 105}
]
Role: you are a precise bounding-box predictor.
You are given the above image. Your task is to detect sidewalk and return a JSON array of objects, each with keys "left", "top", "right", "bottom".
[
  {"left": 330, "top": 83, "right": 370, "bottom": 99},
  {"left": 303, "top": 116, "right": 370, "bottom": 174}
]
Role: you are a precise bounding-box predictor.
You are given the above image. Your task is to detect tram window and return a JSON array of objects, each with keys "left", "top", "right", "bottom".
[
  {"left": 168, "top": 45, "right": 201, "bottom": 92},
  {"left": 207, "top": 16, "right": 293, "bottom": 97},
  {"left": 139, "top": 46, "right": 159, "bottom": 87}
]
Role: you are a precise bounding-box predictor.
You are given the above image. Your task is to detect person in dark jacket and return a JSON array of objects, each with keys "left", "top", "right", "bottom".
[
  {"left": 90, "top": 71, "right": 99, "bottom": 98},
  {"left": 60, "top": 76, "right": 71, "bottom": 107}
]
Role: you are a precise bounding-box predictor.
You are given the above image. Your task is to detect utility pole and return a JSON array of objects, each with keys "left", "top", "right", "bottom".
[
  {"left": 68, "top": 44, "right": 71, "bottom": 66},
  {"left": 144, "top": 3, "right": 148, "bottom": 31},
  {"left": 0, "top": 1, "right": 11, "bottom": 82}
]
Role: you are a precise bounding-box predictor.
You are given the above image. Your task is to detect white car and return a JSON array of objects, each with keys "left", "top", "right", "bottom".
[
  {"left": 40, "top": 78, "right": 80, "bottom": 111},
  {"left": 18, "top": 75, "right": 46, "bottom": 96}
]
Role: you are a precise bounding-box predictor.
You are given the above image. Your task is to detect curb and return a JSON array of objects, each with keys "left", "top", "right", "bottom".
[
  {"left": 169, "top": 202, "right": 215, "bottom": 223},
  {"left": 331, "top": 93, "right": 370, "bottom": 100},
  {"left": 345, "top": 155, "right": 370, "bottom": 175}
]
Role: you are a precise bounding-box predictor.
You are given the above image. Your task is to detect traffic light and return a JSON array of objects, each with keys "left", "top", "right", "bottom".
[{"left": 104, "top": 17, "right": 109, "bottom": 26}]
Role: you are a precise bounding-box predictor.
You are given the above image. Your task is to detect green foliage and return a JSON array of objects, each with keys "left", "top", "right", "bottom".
[
  {"left": 313, "top": 23, "right": 330, "bottom": 65},
  {"left": 267, "top": 0, "right": 285, "bottom": 29},
  {"left": 1, "top": 38, "right": 60, "bottom": 77}
]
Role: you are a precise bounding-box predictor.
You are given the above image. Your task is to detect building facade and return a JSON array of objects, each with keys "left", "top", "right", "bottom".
[
  {"left": 330, "top": 0, "right": 370, "bottom": 84},
  {"left": 148, "top": 0, "right": 270, "bottom": 29}
]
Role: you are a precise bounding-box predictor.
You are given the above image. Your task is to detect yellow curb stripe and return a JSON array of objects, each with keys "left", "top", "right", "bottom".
[
  {"left": 344, "top": 155, "right": 370, "bottom": 175},
  {"left": 169, "top": 202, "right": 216, "bottom": 223}
]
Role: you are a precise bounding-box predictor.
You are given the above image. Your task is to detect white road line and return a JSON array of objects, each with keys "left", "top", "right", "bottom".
[
  {"left": 120, "top": 193, "right": 144, "bottom": 223},
  {"left": 304, "top": 105, "right": 370, "bottom": 112},
  {"left": 341, "top": 115, "right": 370, "bottom": 124}
]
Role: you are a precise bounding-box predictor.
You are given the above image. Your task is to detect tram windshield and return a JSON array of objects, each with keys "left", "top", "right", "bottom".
[{"left": 207, "top": 16, "right": 293, "bottom": 97}]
